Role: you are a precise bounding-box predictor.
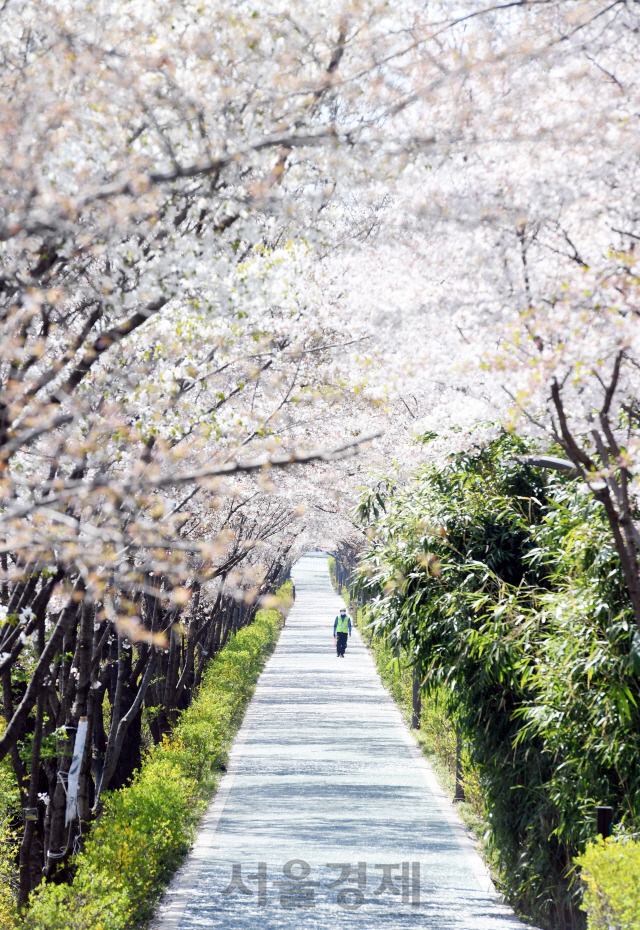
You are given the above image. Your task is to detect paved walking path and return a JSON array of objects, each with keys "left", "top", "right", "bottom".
[{"left": 153, "top": 554, "right": 524, "bottom": 929}]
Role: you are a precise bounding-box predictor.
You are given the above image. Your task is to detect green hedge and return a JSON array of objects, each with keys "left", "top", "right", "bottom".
[
  {"left": 354, "top": 434, "right": 640, "bottom": 926},
  {"left": 18, "top": 608, "right": 281, "bottom": 930},
  {"left": 0, "top": 721, "right": 20, "bottom": 927},
  {"left": 576, "top": 839, "right": 640, "bottom": 930}
]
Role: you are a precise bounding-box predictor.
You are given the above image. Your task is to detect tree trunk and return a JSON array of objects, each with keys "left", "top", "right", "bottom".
[
  {"left": 18, "top": 692, "right": 45, "bottom": 904},
  {"left": 411, "top": 668, "right": 421, "bottom": 730}
]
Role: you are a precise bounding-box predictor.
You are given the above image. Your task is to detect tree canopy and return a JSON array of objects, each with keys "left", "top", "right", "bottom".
[{"left": 2, "top": 0, "right": 640, "bottom": 914}]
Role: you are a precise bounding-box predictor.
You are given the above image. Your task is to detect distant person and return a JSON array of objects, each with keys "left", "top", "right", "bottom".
[{"left": 334, "top": 607, "right": 351, "bottom": 658}]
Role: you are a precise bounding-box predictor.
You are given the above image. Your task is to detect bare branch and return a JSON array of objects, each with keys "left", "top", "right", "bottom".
[{"left": 0, "top": 433, "right": 383, "bottom": 523}]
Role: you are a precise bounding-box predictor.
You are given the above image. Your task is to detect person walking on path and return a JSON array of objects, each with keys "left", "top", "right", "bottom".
[{"left": 333, "top": 606, "right": 351, "bottom": 657}]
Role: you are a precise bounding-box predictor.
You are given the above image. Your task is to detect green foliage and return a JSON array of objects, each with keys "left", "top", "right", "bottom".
[
  {"left": 576, "top": 839, "right": 640, "bottom": 930},
  {"left": 328, "top": 557, "right": 366, "bottom": 626},
  {"left": 0, "top": 730, "right": 19, "bottom": 928},
  {"left": 366, "top": 631, "right": 413, "bottom": 709},
  {"left": 356, "top": 433, "right": 640, "bottom": 929},
  {"left": 327, "top": 556, "right": 340, "bottom": 597},
  {"left": 275, "top": 579, "right": 295, "bottom": 617},
  {"left": 18, "top": 609, "right": 280, "bottom": 930}
]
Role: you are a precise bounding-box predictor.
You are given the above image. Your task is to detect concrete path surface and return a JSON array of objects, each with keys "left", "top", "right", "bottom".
[{"left": 152, "top": 553, "right": 524, "bottom": 929}]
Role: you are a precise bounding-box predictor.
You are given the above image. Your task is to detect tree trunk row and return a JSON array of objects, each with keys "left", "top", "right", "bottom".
[{"left": 0, "top": 555, "right": 291, "bottom": 903}]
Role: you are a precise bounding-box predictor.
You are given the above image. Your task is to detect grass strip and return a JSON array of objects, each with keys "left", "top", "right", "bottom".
[{"left": 16, "top": 606, "right": 282, "bottom": 930}]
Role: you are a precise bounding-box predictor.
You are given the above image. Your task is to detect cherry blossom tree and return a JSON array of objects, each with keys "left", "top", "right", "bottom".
[
  {"left": 321, "top": 0, "right": 640, "bottom": 624},
  {"left": 3, "top": 0, "right": 640, "bottom": 908},
  {"left": 0, "top": 0, "right": 400, "bottom": 898}
]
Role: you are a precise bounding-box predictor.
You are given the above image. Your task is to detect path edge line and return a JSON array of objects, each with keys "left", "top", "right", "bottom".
[
  {"left": 149, "top": 645, "right": 279, "bottom": 930},
  {"left": 354, "top": 626, "right": 527, "bottom": 924}
]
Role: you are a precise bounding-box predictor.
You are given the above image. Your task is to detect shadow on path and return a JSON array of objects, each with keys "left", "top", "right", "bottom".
[{"left": 152, "top": 554, "right": 526, "bottom": 929}]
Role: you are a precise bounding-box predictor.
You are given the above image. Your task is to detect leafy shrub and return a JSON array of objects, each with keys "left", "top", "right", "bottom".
[
  {"left": 576, "top": 839, "right": 640, "bottom": 930},
  {"left": 0, "top": 816, "right": 18, "bottom": 928},
  {"left": 19, "top": 609, "right": 280, "bottom": 930},
  {"left": 0, "top": 719, "right": 19, "bottom": 925}
]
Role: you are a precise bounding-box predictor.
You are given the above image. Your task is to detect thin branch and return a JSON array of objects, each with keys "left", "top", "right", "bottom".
[
  {"left": 47, "top": 298, "right": 168, "bottom": 404},
  {"left": 550, "top": 379, "right": 594, "bottom": 470},
  {"left": 601, "top": 350, "right": 624, "bottom": 418},
  {"left": 18, "top": 304, "right": 102, "bottom": 401},
  {"left": 400, "top": 397, "right": 416, "bottom": 419},
  {"left": 0, "top": 413, "right": 75, "bottom": 464},
  {"left": 0, "top": 433, "right": 383, "bottom": 524},
  {"left": 586, "top": 54, "right": 623, "bottom": 89},
  {"left": 612, "top": 227, "right": 640, "bottom": 243}
]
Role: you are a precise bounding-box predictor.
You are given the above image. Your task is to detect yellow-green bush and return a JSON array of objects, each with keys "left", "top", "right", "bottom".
[
  {"left": 576, "top": 839, "right": 640, "bottom": 930},
  {"left": 0, "top": 718, "right": 19, "bottom": 926},
  {"left": 19, "top": 608, "right": 280, "bottom": 930},
  {"left": 0, "top": 816, "right": 18, "bottom": 928},
  {"left": 267, "top": 579, "right": 294, "bottom": 627}
]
